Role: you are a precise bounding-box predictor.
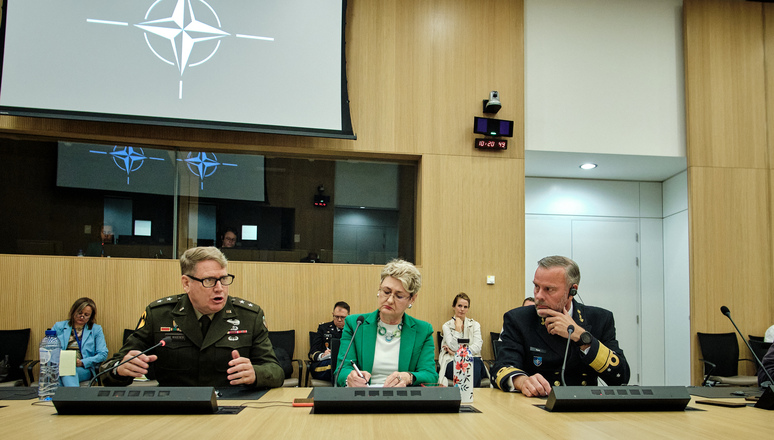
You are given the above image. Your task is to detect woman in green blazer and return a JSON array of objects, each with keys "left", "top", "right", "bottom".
[{"left": 336, "top": 259, "right": 438, "bottom": 387}]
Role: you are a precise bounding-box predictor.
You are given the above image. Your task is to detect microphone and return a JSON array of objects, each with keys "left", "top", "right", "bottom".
[
  {"left": 719, "top": 306, "right": 774, "bottom": 410},
  {"left": 88, "top": 337, "right": 171, "bottom": 387},
  {"left": 561, "top": 325, "right": 575, "bottom": 387},
  {"left": 334, "top": 316, "right": 365, "bottom": 387}
]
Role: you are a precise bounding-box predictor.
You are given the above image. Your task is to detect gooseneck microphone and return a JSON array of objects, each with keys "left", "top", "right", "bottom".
[
  {"left": 334, "top": 315, "right": 365, "bottom": 387},
  {"left": 719, "top": 306, "right": 774, "bottom": 410},
  {"left": 88, "top": 337, "right": 171, "bottom": 387},
  {"left": 561, "top": 325, "right": 575, "bottom": 387}
]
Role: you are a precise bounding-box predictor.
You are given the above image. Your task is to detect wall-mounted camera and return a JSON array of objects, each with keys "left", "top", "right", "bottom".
[{"left": 483, "top": 91, "right": 501, "bottom": 114}]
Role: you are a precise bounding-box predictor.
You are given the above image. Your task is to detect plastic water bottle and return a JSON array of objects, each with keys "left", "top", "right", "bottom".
[
  {"left": 453, "top": 338, "right": 473, "bottom": 403},
  {"left": 38, "top": 329, "right": 60, "bottom": 400}
]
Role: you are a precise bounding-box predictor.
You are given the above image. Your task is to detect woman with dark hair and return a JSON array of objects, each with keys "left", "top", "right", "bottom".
[
  {"left": 52, "top": 297, "right": 109, "bottom": 386},
  {"left": 438, "top": 292, "right": 486, "bottom": 387}
]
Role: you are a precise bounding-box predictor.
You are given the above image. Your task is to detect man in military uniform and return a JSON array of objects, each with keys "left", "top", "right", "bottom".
[
  {"left": 100, "top": 247, "right": 284, "bottom": 388},
  {"left": 492, "top": 255, "right": 630, "bottom": 396},
  {"left": 308, "top": 301, "right": 350, "bottom": 382}
]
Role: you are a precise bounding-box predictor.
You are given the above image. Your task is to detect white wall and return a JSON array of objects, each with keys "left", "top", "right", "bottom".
[
  {"left": 663, "top": 171, "right": 690, "bottom": 385},
  {"left": 525, "top": 176, "right": 688, "bottom": 386},
  {"left": 524, "top": 0, "right": 685, "bottom": 158}
]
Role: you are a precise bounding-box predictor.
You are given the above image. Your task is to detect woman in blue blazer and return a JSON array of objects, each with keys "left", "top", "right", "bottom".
[
  {"left": 337, "top": 259, "right": 438, "bottom": 387},
  {"left": 52, "top": 297, "right": 109, "bottom": 386}
]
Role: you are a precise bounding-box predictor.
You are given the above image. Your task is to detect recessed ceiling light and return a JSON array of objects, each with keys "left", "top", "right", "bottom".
[{"left": 579, "top": 163, "right": 597, "bottom": 170}]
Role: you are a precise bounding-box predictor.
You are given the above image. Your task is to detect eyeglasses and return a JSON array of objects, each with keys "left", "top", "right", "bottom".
[
  {"left": 378, "top": 288, "right": 410, "bottom": 302},
  {"left": 332, "top": 315, "right": 347, "bottom": 320},
  {"left": 187, "top": 274, "right": 235, "bottom": 288}
]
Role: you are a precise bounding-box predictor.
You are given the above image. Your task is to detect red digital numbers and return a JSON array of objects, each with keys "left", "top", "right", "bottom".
[{"left": 475, "top": 138, "right": 507, "bottom": 150}]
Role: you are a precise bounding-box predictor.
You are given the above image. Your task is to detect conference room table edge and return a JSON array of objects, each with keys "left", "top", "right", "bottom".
[{"left": 0, "top": 387, "right": 768, "bottom": 439}]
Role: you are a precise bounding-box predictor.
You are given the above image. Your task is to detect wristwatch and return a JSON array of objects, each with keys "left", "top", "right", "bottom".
[{"left": 576, "top": 331, "right": 592, "bottom": 347}]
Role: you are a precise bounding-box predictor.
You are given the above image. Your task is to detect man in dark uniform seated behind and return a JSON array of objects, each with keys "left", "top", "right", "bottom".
[
  {"left": 308, "top": 301, "right": 350, "bottom": 382},
  {"left": 100, "top": 246, "right": 284, "bottom": 388},
  {"left": 492, "top": 255, "right": 630, "bottom": 396}
]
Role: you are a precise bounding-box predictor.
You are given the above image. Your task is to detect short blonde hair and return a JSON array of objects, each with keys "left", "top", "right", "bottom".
[
  {"left": 180, "top": 247, "right": 228, "bottom": 275},
  {"left": 380, "top": 259, "right": 422, "bottom": 297}
]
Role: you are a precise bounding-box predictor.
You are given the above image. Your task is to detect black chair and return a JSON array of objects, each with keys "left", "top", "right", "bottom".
[
  {"left": 749, "top": 339, "right": 773, "bottom": 371},
  {"left": 490, "top": 331, "right": 502, "bottom": 361},
  {"left": 305, "top": 330, "right": 333, "bottom": 387},
  {"left": 749, "top": 335, "right": 765, "bottom": 342},
  {"left": 268, "top": 330, "right": 302, "bottom": 387},
  {"left": 697, "top": 332, "right": 757, "bottom": 386},
  {"left": 330, "top": 338, "right": 341, "bottom": 385},
  {"left": 0, "top": 329, "right": 36, "bottom": 386}
]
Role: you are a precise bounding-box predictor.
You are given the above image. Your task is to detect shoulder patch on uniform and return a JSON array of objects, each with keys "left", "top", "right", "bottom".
[{"left": 136, "top": 311, "right": 146, "bottom": 330}]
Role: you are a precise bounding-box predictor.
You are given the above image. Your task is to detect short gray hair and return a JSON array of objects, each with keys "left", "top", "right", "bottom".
[
  {"left": 180, "top": 247, "right": 228, "bottom": 276},
  {"left": 380, "top": 259, "right": 422, "bottom": 297},
  {"left": 537, "top": 255, "right": 580, "bottom": 289}
]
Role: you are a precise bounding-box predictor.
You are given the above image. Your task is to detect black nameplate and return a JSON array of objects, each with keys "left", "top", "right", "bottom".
[{"left": 52, "top": 386, "right": 218, "bottom": 415}]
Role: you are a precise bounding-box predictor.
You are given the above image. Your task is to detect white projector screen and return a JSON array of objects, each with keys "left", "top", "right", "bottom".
[{"left": 0, "top": 0, "right": 354, "bottom": 138}]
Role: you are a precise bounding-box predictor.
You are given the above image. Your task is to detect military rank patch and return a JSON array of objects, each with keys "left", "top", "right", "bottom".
[{"left": 533, "top": 356, "right": 543, "bottom": 367}]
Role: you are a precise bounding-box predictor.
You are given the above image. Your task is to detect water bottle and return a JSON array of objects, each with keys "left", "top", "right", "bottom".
[
  {"left": 38, "top": 329, "right": 60, "bottom": 400},
  {"left": 453, "top": 338, "right": 473, "bottom": 403}
]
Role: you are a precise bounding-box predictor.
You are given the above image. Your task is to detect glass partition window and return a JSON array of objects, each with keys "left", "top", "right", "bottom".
[{"left": 0, "top": 137, "right": 416, "bottom": 264}]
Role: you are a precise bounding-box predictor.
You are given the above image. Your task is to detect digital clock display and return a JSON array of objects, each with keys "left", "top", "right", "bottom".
[{"left": 475, "top": 138, "right": 507, "bottom": 150}]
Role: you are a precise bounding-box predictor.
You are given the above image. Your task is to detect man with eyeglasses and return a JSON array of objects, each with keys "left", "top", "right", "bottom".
[
  {"left": 308, "top": 301, "right": 350, "bottom": 383},
  {"left": 100, "top": 247, "right": 284, "bottom": 388}
]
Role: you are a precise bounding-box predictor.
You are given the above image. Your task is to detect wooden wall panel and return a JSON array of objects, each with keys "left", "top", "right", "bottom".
[
  {"left": 0, "top": 0, "right": 526, "bottom": 375},
  {"left": 685, "top": 0, "right": 774, "bottom": 384},
  {"left": 419, "top": 154, "right": 525, "bottom": 358},
  {"left": 684, "top": 0, "right": 767, "bottom": 168},
  {"left": 688, "top": 168, "right": 772, "bottom": 380}
]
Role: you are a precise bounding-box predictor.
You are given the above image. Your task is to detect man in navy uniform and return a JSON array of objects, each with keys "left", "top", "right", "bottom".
[
  {"left": 493, "top": 255, "right": 630, "bottom": 396},
  {"left": 101, "top": 246, "right": 284, "bottom": 388},
  {"left": 308, "top": 301, "right": 350, "bottom": 382}
]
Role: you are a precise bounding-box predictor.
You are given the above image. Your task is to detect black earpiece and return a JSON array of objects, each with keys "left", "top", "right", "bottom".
[{"left": 569, "top": 286, "right": 577, "bottom": 297}]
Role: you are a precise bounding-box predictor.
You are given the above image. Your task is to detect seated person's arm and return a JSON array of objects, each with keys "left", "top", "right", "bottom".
[{"left": 577, "top": 315, "right": 630, "bottom": 386}]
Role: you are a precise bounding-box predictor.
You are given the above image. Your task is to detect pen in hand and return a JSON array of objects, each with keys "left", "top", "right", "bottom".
[{"left": 351, "top": 360, "right": 365, "bottom": 379}]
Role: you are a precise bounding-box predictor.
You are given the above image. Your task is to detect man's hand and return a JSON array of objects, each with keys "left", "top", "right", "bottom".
[
  {"left": 543, "top": 309, "right": 582, "bottom": 342},
  {"left": 345, "top": 369, "right": 371, "bottom": 387},
  {"left": 115, "top": 350, "right": 157, "bottom": 377},
  {"left": 227, "top": 350, "right": 256, "bottom": 385},
  {"left": 514, "top": 373, "right": 551, "bottom": 397}
]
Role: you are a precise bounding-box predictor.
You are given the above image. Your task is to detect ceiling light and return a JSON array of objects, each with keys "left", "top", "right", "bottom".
[{"left": 579, "top": 163, "right": 597, "bottom": 170}]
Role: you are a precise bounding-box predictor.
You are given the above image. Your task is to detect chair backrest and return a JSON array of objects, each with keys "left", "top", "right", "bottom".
[
  {"left": 268, "top": 330, "right": 296, "bottom": 379},
  {"left": 0, "top": 329, "right": 31, "bottom": 382},
  {"left": 123, "top": 328, "right": 135, "bottom": 344},
  {"left": 436, "top": 331, "right": 443, "bottom": 357},
  {"left": 748, "top": 335, "right": 765, "bottom": 343},
  {"left": 697, "top": 332, "right": 740, "bottom": 377},
  {"left": 749, "top": 339, "right": 773, "bottom": 365},
  {"left": 330, "top": 338, "right": 341, "bottom": 385},
  {"left": 490, "top": 331, "right": 501, "bottom": 360}
]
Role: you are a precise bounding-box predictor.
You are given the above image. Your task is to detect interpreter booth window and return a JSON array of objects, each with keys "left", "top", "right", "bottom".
[{"left": 0, "top": 137, "right": 416, "bottom": 264}]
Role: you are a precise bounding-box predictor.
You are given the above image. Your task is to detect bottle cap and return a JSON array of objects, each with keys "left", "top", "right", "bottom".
[{"left": 45, "top": 329, "right": 56, "bottom": 336}]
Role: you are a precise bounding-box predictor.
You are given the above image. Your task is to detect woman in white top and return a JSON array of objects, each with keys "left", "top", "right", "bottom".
[{"left": 438, "top": 292, "right": 486, "bottom": 387}]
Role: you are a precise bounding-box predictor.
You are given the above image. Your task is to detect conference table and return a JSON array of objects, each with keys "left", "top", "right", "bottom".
[{"left": 0, "top": 387, "right": 768, "bottom": 439}]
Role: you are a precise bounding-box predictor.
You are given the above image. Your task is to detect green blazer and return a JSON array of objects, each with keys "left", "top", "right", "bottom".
[{"left": 335, "top": 310, "right": 438, "bottom": 386}]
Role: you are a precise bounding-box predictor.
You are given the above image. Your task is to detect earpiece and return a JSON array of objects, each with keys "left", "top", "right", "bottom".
[{"left": 569, "top": 286, "right": 577, "bottom": 297}]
